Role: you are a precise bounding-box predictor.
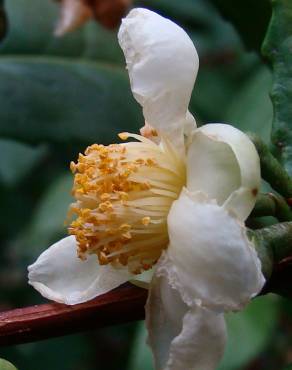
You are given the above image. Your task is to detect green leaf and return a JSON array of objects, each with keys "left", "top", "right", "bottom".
[
  {"left": 217, "top": 296, "right": 279, "bottom": 370},
  {"left": 0, "top": 58, "right": 141, "bottom": 145},
  {"left": 0, "top": 359, "right": 17, "bottom": 370},
  {"left": 1, "top": 0, "right": 123, "bottom": 63},
  {"left": 190, "top": 53, "right": 261, "bottom": 123},
  {"left": 226, "top": 66, "right": 273, "bottom": 142},
  {"left": 16, "top": 173, "right": 72, "bottom": 261},
  {"left": 191, "top": 63, "right": 242, "bottom": 123},
  {"left": 135, "top": 0, "right": 217, "bottom": 26},
  {"left": 7, "top": 173, "right": 71, "bottom": 277},
  {"left": 0, "top": 139, "right": 47, "bottom": 186},
  {"left": 283, "top": 365, "right": 292, "bottom": 370},
  {"left": 0, "top": 334, "right": 93, "bottom": 370},
  {"left": 135, "top": 0, "right": 241, "bottom": 55},
  {"left": 209, "top": 0, "right": 271, "bottom": 51},
  {"left": 262, "top": 0, "right": 292, "bottom": 176}
]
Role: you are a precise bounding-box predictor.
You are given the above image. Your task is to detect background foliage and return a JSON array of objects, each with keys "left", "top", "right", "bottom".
[{"left": 0, "top": 0, "right": 291, "bottom": 369}]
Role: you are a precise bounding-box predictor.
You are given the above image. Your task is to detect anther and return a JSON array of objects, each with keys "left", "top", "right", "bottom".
[
  {"left": 118, "top": 132, "right": 129, "bottom": 140},
  {"left": 142, "top": 217, "right": 151, "bottom": 226}
]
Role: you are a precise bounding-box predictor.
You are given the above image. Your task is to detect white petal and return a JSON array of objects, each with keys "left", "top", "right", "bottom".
[
  {"left": 187, "top": 131, "right": 241, "bottom": 204},
  {"left": 166, "top": 189, "right": 265, "bottom": 311},
  {"left": 187, "top": 124, "right": 260, "bottom": 220},
  {"left": 184, "top": 111, "right": 197, "bottom": 137},
  {"left": 223, "top": 187, "right": 258, "bottom": 222},
  {"left": 28, "top": 236, "right": 131, "bottom": 305},
  {"left": 146, "top": 272, "right": 226, "bottom": 370},
  {"left": 118, "top": 8, "right": 199, "bottom": 147}
]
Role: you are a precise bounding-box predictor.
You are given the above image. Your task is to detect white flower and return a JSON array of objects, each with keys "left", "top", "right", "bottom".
[{"left": 28, "top": 8, "right": 265, "bottom": 370}]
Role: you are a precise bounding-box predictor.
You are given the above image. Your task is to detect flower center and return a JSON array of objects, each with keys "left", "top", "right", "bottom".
[{"left": 68, "top": 132, "right": 185, "bottom": 274}]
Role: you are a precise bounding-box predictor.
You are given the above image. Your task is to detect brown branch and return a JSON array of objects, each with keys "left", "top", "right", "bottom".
[
  {"left": 0, "top": 283, "right": 147, "bottom": 347},
  {"left": 0, "top": 262, "right": 290, "bottom": 347}
]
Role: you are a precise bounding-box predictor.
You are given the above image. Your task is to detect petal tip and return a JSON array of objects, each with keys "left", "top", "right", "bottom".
[{"left": 118, "top": 7, "right": 199, "bottom": 144}]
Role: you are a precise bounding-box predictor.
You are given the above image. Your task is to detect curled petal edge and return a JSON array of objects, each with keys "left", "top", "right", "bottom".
[
  {"left": 118, "top": 8, "right": 199, "bottom": 150},
  {"left": 28, "top": 236, "right": 131, "bottom": 305},
  {"left": 165, "top": 189, "right": 265, "bottom": 311},
  {"left": 187, "top": 124, "right": 261, "bottom": 221},
  {"left": 146, "top": 272, "right": 227, "bottom": 370}
]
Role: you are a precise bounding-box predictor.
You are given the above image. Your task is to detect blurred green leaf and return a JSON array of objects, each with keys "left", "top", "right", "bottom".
[
  {"left": 209, "top": 0, "right": 271, "bottom": 51},
  {"left": 262, "top": 0, "right": 292, "bottom": 176},
  {"left": 0, "top": 139, "right": 47, "bottom": 186},
  {"left": 0, "top": 334, "right": 94, "bottom": 370},
  {"left": 191, "top": 66, "right": 236, "bottom": 122},
  {"left": 218, "top": 296, "right": 279, "bottom": 370},
  {"left": 0, "top": 58, "right": 141, "bottom": 145},
  {"left": 226, "top": 66, "right": 273, "bottom": 142},
  {"left": 18, "top": 173, "right": 72, "bottom": 260},
  {"left": 190, "top": 53, "right": 260, "bottom": 123},
  {"left": 2, "top": 0, "right": 57, "bottom": 54},
  {"left": 135, "top": 0, "right": 241, "bottom": 56},
  {"left": 128, "top": 322, "right": 153, "bottom": 370},
  {"left": 1, "top": 0, "right": 123, "bottom": 63},
  {"left": 135, "top": 0, "right": 217, "bottom": 26},
  {"left": 0, "top": 359, "right": 17, "bottom": 370},
  {"left": 283, "top": 365, "right": 292, "bottom": 370}
]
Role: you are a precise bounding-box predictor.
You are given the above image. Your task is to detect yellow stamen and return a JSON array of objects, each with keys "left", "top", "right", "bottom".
[
  {"left": 118, "top": 132, "right": 129, "bottom": 140},
  {"left": 68, "top": 133, "right": 185, "bottom": 274},
  {"left": 142, "top": 216, "right": 151, "bottom": 226}
]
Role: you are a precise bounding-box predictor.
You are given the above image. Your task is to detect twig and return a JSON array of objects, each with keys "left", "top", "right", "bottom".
[
  {"left": 0, "top": 283, "right": 147, "bottom": 347},
  {"left": 253, "top": 222, "right": 292, "bottom": 263},
  {"left": 1, "top": 222, "right": 292, "bottom": 347},
  {"left": 248, "top": 133, "right": 292, "bottom": 198},
  {"left": 0, "top": 260, "right": 291, "bottom": 347},
  {"left": 251, "top": 192, "right": 292, "bottom": 221}
]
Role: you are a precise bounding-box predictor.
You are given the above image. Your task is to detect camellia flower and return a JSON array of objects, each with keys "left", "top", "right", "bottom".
[{"left": 28, "top": 8, "right": 265, "bottom": 370}]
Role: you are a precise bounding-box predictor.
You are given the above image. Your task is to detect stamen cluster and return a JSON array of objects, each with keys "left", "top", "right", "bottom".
[{"left": 69, "top": 133, "right": 185, "bottom": 273}]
